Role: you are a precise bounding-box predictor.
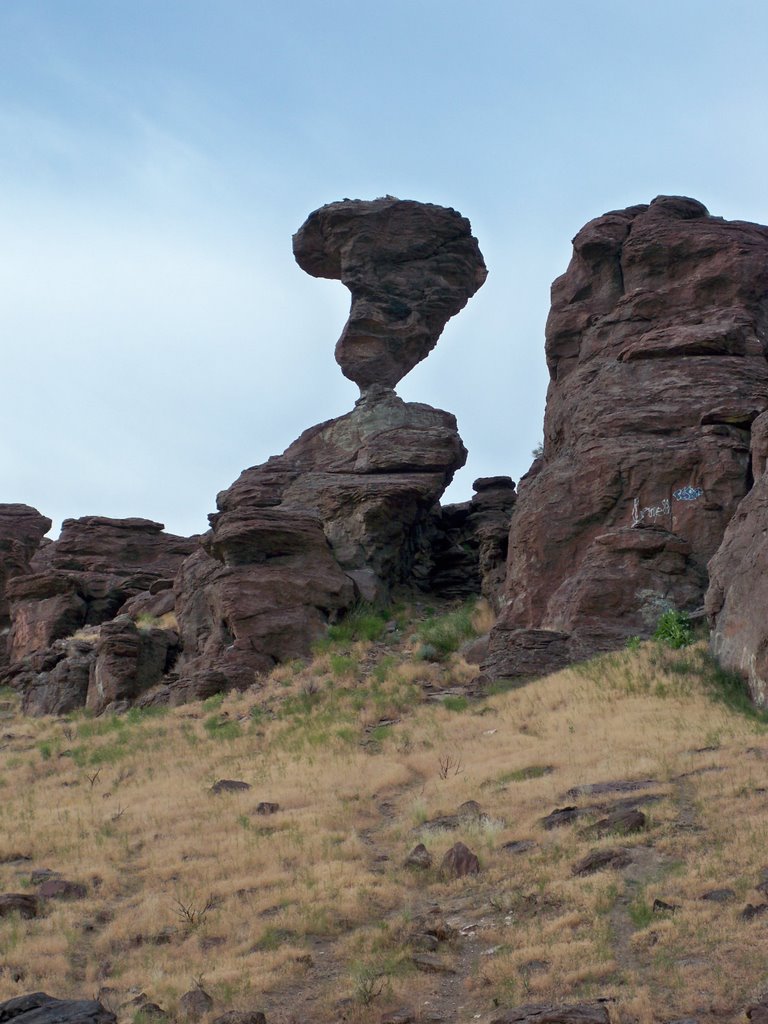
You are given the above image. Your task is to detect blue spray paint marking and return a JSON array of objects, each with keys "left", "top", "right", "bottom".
[{"left": 673, "top": 486, "right": 703, "bottom": 502}]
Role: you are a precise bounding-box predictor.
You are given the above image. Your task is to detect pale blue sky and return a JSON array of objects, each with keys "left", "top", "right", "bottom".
[{"left": 3, "top": 1, "right": 768, "bottom": 536}]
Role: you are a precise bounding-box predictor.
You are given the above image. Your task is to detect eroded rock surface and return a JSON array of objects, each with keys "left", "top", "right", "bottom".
[
  {"left": 173, "top": 391, "right": 466, "bottom": 696},
  {"left": 3, "top": 517, "right": 195, "bottom": 713},
  {"left": 485, "top": 196, "right": 768, "bottom": 681},
  {"left": 293, "top": 197, "right": 487, "bottom": 392},
  {"left": 707, "top": 410, "right": 768, "bottom": 705},
  {"left": 0, "top": 505, "right": 51, "bottom": 666}
]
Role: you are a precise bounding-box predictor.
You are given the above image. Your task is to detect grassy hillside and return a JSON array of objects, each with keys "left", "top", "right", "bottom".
[{"left": 1, "top": 601, "right": 767, "bottom": 1024}]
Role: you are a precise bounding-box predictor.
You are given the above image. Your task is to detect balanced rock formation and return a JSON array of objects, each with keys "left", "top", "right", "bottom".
[
  {"left": 485, "top": 196, "right": 768, "bottom": 680},
  {"left": 3, "top": 198, "right": 492, "bottom": 712},
  {"left": 169, "top": 199, "right": 485, "bottom": 699},
  {"left": 293, "top": 197, "right": 487, "bottom": 393},
  {"left": 707, "top": 410, "right": 768, "bottom": 705}
]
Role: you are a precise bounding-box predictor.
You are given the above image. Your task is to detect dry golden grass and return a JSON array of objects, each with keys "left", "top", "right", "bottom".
[{"left": 1, "top": 616, "right": 768, "bottom": 1023}]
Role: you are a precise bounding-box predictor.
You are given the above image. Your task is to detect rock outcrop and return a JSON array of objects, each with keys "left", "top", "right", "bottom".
[
  {"left": 485, "top": 196, "right": 768, "bottom": 681},
  {"left": 172, "top": 384, "right": 468, "bottom": 697},
  {"left": 0, "top": 505, "right": 51, "bottom": 666},
  {"left": 707, "top": 410, "right": 768, "bottom": 705},
  {"left": 293, "top": 197, "right": 487, "bottom": 393},
  {"left": 2, "top": 517, "right": 195, "bottom": 714},
  {"left": 3, "top": 198, "right": 493, "bottom": 711}
]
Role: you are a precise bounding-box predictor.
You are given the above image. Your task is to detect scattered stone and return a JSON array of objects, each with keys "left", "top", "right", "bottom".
[
  {"left": 572, "top": 848, "right": 632, "bottom": 877},
  {"left": 411, "top": 952, "right": 457, "bottom": 974},
  {"left": 381, "top": 1010, "right": 414, "bottom": 1024},
  {"left": 404, "top": 843, "right": 433, "bottom": 870},
  {"left": 210, "top": 779, "right": 251, "bottom": 794},
  {"left": 0, "top": 894, "right": 39, "bottom": 919},
  {"left": 440, "top": 841, "right": 480, "bottom": 878},
  {"left": 38, "top": 878, "right": 88, "bottom": 900},
  {"left": 653, "top": 899, "right": 679, "bottom": 914},
  {"left": 211, "top": 1013, "right": 266, "bottom": 1024},
  {"left": 29, "top": 869, "right": 60, "bottom": 885},
  {"left": 178, "top": 988, "right": 214, "bottom": 1021},
  {"left": 741, "top": 902, "right": 768, "bottom": 921},
  {"left": 500, "top": 839, "right": 537, "bottom": 855},
  {"left": 255, "top": 802, "right": 279, "bottom": 815},
  {"left": 0, "top": 993, "right": 116, "bottom": 1024},
  {"left": 488, "top": 1002, "right": 610, "bottom": 1024},
  {"left": 520, "top": 960, "right": 551, "bottom": 975},
  {"left": 699, "top": 887, "right": 736, "bottom": 903},
  {"left": 579, "top": 807, "right": 646, "bottom": 839},
  {"left": 419, "top": 800, "right": 488, "bottom": 832},
  {"left": 565, "top": 778, "right": 657, "bottom": 799},
  {"left": 540, "top": 806, "right": 587, "bottom": 830}
]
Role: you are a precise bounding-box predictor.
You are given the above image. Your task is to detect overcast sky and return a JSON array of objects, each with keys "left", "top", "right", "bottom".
[{"left": 3, "top": 1, "right": 768, "bottom": 538}]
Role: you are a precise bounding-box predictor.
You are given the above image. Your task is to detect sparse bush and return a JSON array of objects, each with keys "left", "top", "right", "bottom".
[
  {"left": 415, "top": 602, "right": 478, "bottom": 660},
  {"left": 322, "top": 604, "right": 390, "bottom": 648},
  {"left": 653, "top": 609, "right": 693, "bottom": 649}
]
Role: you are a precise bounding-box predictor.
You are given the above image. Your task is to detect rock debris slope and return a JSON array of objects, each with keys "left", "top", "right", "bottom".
[{"left": 484, "top": 196, "right": 768, "bottom": 681}]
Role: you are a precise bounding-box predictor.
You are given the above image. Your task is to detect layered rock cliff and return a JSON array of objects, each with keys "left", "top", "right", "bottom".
[{"left": 484, "top": 196, "right": 768, "bottom": 681}]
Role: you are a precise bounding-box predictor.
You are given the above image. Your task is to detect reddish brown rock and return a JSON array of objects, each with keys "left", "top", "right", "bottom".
[
  {"left": 0, "top": 993, "right": 116, "bottom": 1024},
  {"left": 489, "top": 1003, "right": 610, "bottom": 1024},
  {"left": 6, "top": 518, "right": 194, "bottom": 664},
  {"left": 174, "top": 393, "right": 466, "bottom": 694},
  {"left": 2, "top": 518, "right": 195, "bottom": 713},
  {"left": 0, "top": 894, "right": 39, "bottom": 918},
  {"left": 293, "top": 197, "right": 487, "bottom": 393},
  {"left": 86, "top": 616, "right": 178, "bottom": 714},
  {"left": 0, "top": 505, "right": 51, "bottom": 666},
  {"left": 173, "top": 511, "right": 356, "bottom": 695},
  {"left": 707, "top": 410, "right": 768, "bottom": 706},
  {"left": 215, "top": 393, "right": 467, "bottom": 585},
  {"left": 440, "top": 841, "right": 480, "bottom": 878},
  {"left": 485, "top": 197, "right": 768, "bottom": 681}
]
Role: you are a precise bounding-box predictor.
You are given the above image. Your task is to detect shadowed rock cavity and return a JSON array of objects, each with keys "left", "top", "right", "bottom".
[
  {"left": 293, "top": 197, "right": 487, "bottom": 394},
  {"left": 483, "top": 195, "right": 768, "bottom": 683}
]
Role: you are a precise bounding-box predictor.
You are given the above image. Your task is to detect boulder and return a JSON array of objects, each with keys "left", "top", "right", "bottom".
[
  {"left": 0, "top": 993, "right": 116, "bottom": 1024},
  {"left": 440, "top": 841, "right": 480, "bottom": 878},
  {"left": 293, "top": 197, "right": 487, "bottom": 393},
  {"left": 86, "top": 616, "right": 178, "bottom": 714},
  {"left": 485, "top": 197, "right": 768, "bottom": 681}
]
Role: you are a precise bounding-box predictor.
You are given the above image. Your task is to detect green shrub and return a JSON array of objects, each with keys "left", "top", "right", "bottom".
[
  {"left": 416, "top": 603, "right": 477, "bottom": 660},
  {"left": 323, "top": 604, "right": 389, "bottom": 647},
  {"left": 653, "top": 609, "right": 693, "bottom": 649}
]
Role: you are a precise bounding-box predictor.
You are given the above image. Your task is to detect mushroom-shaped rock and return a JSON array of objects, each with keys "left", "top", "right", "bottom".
[{"left": 293, "top": 198, "right": 487, "bottom": 393}]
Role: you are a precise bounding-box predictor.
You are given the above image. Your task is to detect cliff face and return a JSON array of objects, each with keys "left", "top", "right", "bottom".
[{"left": 484, "top": 196, "right": 768, "bottom": 680}]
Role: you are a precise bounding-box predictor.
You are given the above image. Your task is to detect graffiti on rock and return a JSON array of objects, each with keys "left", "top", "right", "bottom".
[
  {"left": 632, "top": 497, "right": 671, "bottom": 527},
  {"left": 673, "top": 485, "right": 703, "bottom": 502}
]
